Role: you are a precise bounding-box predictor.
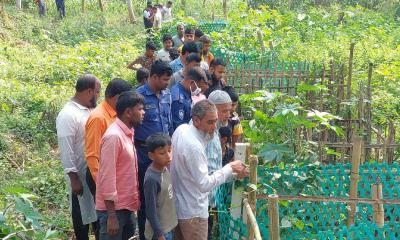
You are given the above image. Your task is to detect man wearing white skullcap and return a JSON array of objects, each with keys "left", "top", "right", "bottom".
[{"left": 205, "top": 90, "right": 234, "bottom": 238}]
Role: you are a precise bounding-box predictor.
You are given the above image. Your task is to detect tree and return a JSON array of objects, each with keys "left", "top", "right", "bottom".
[
  {"left": 127, "top": 0, "right": 136, "bottom": 24},
  {"left": 98, "top": 0, "right": 104, "bottom": 11},
  {"left": 16, "top": 0, "right": 21, "bottom": 10},
  {"left": 81, "top": 0, "right": 85, "bottom": 12}
]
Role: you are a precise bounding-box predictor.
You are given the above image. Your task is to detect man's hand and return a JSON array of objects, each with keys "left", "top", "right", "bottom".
[
  {"left": 68, "top": 172, "right": 83, "bottom": 195},
  {"left": 229, "top": 160, "right": 249, "bottom": 179},
  {"left": 158, "top": 236, "right": 166, "bottom": 240},
  {"left": 107, "top": 214, "right": 120, "bottom": 236}
]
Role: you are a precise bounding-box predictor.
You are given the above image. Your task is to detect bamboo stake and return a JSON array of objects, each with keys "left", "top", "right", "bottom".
[
  {"left": 248, "top": 155, "right": 258, "bottom": 240},
  {"left": 347, "top": 133, "right": 362, "bottom": 227},
  {"left": 243, "top": 198, "right": 262, "bottom": 240},
  {"left": 347, "top": 43, "right": 355, "bottom": 143},
  {"left": 372, "top": 183, "right": 384, "bottom": 228},
  {"left": 365, "top": 63, "right": 373, "bottom": 162},
  {"left": 268, "top": 194, "right": 280, "bottom": 240}
]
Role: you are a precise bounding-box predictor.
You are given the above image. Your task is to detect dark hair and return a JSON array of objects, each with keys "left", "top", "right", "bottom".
[
  {"left": 146, "top": 133, "right": 171, "bottom": 153},
  {"left": 136, "top": 68, "right": 150, "bottom": 84},
  {"left": 150, "top": 60, "right": 173, "bottom": 77},
  {"left": 116, "top": 91, "right": 145, "bottom": 117},
  {"left": 195, "top": 29, "right": 204, "bottom": 38},
  {"left": 162, "top": 34, "right": 173, "bottom": 43},
  {"left": 210, "top": 58, "right": 226, "bottom": 68},
  {"left": 219, "top": 126, "right": 232, "bottom": 139},
  {"left": 169, "top": 47, "right": 180, "bottom": 60},
  {"left": 105, "top": 78, "right": 132, "bottom": 98},
  {"left": 199, "top": 35, "right": 211, "bottom": 44},
  {"left": 187, "top": 66, "right": 207, "bottom": 83},
  {"left": 186, "top": 52, "right": 201, "bottom": 64},
  {"left": 184, "top": 28, "right": 195, "bottom": 35},
  {"left": 222, "top": 86, "right": 239, "bottom": 102},
  {"left": 182, "top": 41, "right": 199, "bottom": 55},
  {"left": 75, "top": 74, "right": 98, "bottom": 93},
  {"left": 167, "top": 1, "right": 172, "bottom": 5},
  {"left": 205, "top": 70, "right": 212, "bottom": 84},
  {"left": 146, "top": 41, "right": 157, "bottom": 51}
]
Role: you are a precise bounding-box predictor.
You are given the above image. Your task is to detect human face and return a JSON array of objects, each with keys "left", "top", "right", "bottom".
[
  {"left": 202, "top": 43, "right": 211, "bottom": 54},
  {"left": 88, "top": 81, "right": 101, "bottom": 108},
  {"left": 193, "top": 111, "right": 218, "bottom": 135},
  {"left": 210, "top": 65, "right": 225, "bottom": 81},
  {"left": 232, "top": 101, "right": 238, "bottom": 112},
  {"left": 196, "top": 80, "right": 209, "bottom": 93},
  {"left": 153, "top": 74, "right": 171, "bottom": 91},
  {"left": 146, "top": 49, "right": 155, "bottom": 58},
  {"left": 184, "top": 33, "right": 195, "bottom": 42},
  {"left": 177, "top": 25, "right": 184, "bottom": 36},
  {"left": 149, "top": 145, "right": 172, "bottom": 167},
  {"left": 215, "top": 103, "right": 232, "bottom": 126},
  {"left": 163, "top": 40, "right": 173, "bottom": 50},
  {"left": 128, "top": 103, "right": 145, "bottom": 127}
]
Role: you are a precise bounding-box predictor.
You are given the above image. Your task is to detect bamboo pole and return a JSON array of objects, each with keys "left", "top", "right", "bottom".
[
  {"left": 365, "top": 63, "right": 373, "bottom": 162},
  {"left": 268, "top": 194, "right": 280, "bottom": 240},
  {"left": 372, "top": 183, "right": 384, "bottom": 228},
  {"left": 257, "top": 30, "right": 266, "bottom": 52},
  {"left": 243, "top": 198, "right": 262, "bottom": 240},
  {"left": 248, "top": 155, "right": 258, "bottom": 240},
  {"left": 347, "top": 133, "right": 362, "bottom": 227},
  {"left": 346, "top": 43, "right": 355, "bottom": 143}
]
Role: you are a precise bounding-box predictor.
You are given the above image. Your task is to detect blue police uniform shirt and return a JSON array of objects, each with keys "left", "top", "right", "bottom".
[
  {"left": 171, "top": 82, "right": 192, "bottom": 131},
  {"left": 169, "top": 57, "right": 184, "bottom": 73},
  {"left": 135, "top": 83, "right": 173, "bottom": 169}
]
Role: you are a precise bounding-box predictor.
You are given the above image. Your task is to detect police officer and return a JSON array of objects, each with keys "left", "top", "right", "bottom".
[
  {"left": 135, "top": 60, "right": 173, "bottom": 240},
  {"left": 171, "top": 66, "right": 209, "bottom": 131}
]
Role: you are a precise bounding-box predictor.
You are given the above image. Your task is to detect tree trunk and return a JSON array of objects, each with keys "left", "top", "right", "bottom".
[
  {"left": 98, "top": 0, "right": 104, "bottom": 11},
  {"left": 16, "top": 0, "right": 22, "bottom": 10},
  {"left": 81, "top": 0, "right": 85, "bottom": 12},
  {"left": 127, "top": 0, "right": 136, "bottom": 24},
  {"left": 223, "top": 0, "right": 227, "bottom": 19}
]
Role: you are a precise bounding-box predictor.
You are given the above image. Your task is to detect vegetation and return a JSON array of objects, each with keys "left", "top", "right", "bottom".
[{"left": 1, "top": 0, "right": 400, "bottom": 238}]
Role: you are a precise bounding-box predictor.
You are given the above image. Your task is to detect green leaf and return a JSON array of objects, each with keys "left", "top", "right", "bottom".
[{"left": 294, "top": 220, "right": 305, "bottom": 230}]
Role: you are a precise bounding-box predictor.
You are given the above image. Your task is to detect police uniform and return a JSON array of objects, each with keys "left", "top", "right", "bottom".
[
  {"left": 171, "top": 83, "right": 192, "bottom": 131},
  {"left": 135, "top": 83, "right": 173, "bottom": 240}
]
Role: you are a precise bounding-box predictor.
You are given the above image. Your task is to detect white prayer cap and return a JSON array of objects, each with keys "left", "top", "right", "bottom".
[{"left": 208, "top": 90, "right": 232, "bottom": 104}]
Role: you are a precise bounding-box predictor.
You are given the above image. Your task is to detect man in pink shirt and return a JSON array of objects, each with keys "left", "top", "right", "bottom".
[{"left": 96, "top": 91, "right": 145, "bottom": 240}]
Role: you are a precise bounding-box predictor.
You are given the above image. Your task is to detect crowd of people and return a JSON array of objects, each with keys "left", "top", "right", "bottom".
[{"left": 56, "top": 13, "right": 247, "bottom": 240}]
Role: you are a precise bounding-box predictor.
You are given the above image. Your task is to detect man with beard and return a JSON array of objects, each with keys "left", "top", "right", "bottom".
[
  {"left": 205, "top": 90, "right": 233, "bottom": 239},
  {"left": 96, "top": 91, "right": 145, "bottom": 240},
  {"left": 204, "top": 59, "right": 226, "bottom": 98},
  {"left": 199, "top": 35, "right": 214, "bottom": 66},
  {"left": 56, "top": 74, "right": 101, "bottom": 240},
  {"left": 172, "top": 23, "right": 185, "bottom": 49},
  {"left": 135, "top": 60, "right": 173, "bottom": 240},
  {"left": 171, "top": 100, "right": 248, "bottom": 240}
]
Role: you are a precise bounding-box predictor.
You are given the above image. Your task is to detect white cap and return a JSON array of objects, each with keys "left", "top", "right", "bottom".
[{"left": 208, "top": 90, "right": 232, "bottom": 104}]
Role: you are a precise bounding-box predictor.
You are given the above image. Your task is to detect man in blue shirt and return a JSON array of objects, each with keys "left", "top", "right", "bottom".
[
  {"left": 135, "top": 60, "right": 173, "bottom": 240},
  {"left": 169, "top": 41, "right": 199, "bottom": 73},
  {"left": 171, "top": 66, "right": 208, "bottom": 131}
]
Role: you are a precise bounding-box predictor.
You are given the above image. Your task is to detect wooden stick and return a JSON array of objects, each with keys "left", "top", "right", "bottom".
[
  {"left": 243, "top": 198, "right": 263, "bottom": 240},
  {"left": 256, "top": 194, "right": 400, "bottom": 205},
  {"left": 268, "top": 194, "right": 280, "bottom": 240},
  {"left": 365, "top": 63, "right": 373, "bottom": 162},
  {"left": 348, "top": 133, "right": 362, "bottom": 227},
  {"left": 248, "top": 155, "right": 258, "bottom": 240},
  {"left": 372, "top": 183, "right": 384, "bottom": 228}
]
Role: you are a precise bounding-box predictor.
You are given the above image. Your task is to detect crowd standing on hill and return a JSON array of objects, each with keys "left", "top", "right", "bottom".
[{"left": 56, "top": 2, "right": 248, "bottom": 240}]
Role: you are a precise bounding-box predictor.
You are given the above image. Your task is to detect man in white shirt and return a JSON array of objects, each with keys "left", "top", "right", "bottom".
[
  {"left": 56, "top": 74, "right": 101, "bottom": 240},
  {"left": 153, "top": 5, "right": 162, "bottom": 29},
  {"left": 162, "top": 1, "right": 173, "bottom": 22},
  {"left": 170, "top": 100, "right": 248, "bottom": 240},
  {"left": 156, "top": 34, "right": 173, "bottom": 62}
]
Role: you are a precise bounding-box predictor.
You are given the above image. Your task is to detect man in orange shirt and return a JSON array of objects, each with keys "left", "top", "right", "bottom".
[
  {"left": 199, "top": 35, "right": 214, "bottom": 66},
  {"left": 85, "top": 78, "right": 132, "bottom": 197}
]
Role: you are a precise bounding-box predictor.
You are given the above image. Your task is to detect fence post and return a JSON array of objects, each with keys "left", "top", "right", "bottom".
[
  {"left": 372, "top": 183, "right": 384, "bottom": 227},
  {"left": 247, "top": 155, "right": 258, "bottom": 240},
  {"left": 347, "top": 133, "right": 362, "bottom": 227},
  {"left": 268, "top": 194, "right": 280, "bottom": 240}
]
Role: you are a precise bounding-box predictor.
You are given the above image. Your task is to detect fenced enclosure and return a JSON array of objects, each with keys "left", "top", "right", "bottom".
[
  {"left": 215, "top": 141, "right": 400, "bottom": 239},
  {"left": 161, "top": 22, "right": 400, "bottom": 239}
]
